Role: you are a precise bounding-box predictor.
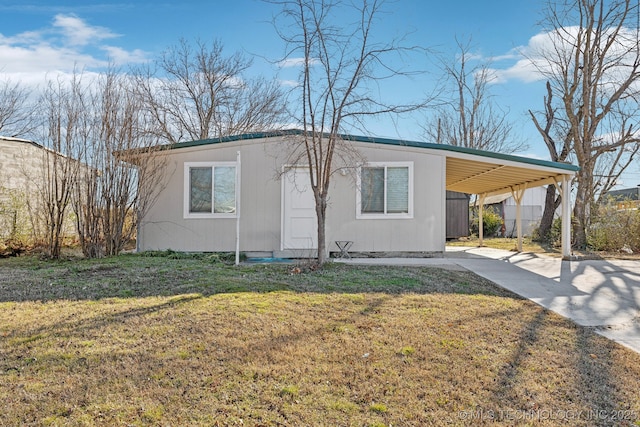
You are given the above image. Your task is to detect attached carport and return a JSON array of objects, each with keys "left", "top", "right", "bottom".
[
  {"left": 438, "top": 146, "right": 579, "bottom": 258},
  {"left": 345, "top": 134, "right": 580, "bottom": 258}
]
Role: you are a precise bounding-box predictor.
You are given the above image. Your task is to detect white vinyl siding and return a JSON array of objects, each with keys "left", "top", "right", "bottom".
[
  {"left": 357, "top": 162, "right": 413, "bottom": 219},
  {"left": 184, "top": 162, "right": 237, "bottom": 218}
]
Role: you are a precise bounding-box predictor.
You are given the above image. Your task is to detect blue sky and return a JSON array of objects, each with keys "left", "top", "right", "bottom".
[{"left": 1, "top": 0, "right": 638, "bottom": 186}]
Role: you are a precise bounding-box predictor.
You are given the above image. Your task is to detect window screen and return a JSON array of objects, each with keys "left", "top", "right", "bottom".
[{"left": 213, "top": 166, "right": 236, "bottom": 214}]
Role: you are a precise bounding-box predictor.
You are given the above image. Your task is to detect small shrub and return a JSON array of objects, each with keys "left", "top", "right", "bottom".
[
  {"left": 532, "top": 216, "right": 565, "bottom": 247},
  {"left": 470, "top": 206, "right": 503, "bottom": 237},
  {"left": 549, "top": 217, "right": 563, "bottom": 247}
]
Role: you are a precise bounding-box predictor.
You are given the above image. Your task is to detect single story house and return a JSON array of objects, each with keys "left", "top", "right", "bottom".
[
  {"left": 474, "top": 185, "right": 549, "bottom": 237},
  {"left": 125, "top": 130, "right": 578, "bottom": 258}
]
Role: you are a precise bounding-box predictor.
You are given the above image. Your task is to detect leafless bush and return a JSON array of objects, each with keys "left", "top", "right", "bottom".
[
  {"left": 588, "top": 202, "right": 640, "bottom": 252},
  {"left": 73, "top": 69, "right": 169, "bottom": 257}
]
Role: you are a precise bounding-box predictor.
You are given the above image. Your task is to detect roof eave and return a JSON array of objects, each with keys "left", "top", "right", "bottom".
[{"left": 117, "top": 129, "right": 580, "bottom": 177}]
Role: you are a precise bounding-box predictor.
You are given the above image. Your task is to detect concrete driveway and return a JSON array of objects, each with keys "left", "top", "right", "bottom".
[{"left": 337, "top": 246, "right": 640, "bottom": 354}]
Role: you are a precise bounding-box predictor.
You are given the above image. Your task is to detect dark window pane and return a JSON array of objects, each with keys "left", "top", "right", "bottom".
[
  {"left": 190, "top": 167, "right": 212, "bottom": 213},
  {"left": 361, "top": 167, "right": 384, "bottom": 213}
]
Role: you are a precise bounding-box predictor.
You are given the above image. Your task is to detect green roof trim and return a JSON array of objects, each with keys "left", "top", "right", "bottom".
[
  {"left": 165, "top": 129, "right": 305, "bottom": 150},
  {"left": 163, "top": 129, "right": 580, "bottom": 173}
]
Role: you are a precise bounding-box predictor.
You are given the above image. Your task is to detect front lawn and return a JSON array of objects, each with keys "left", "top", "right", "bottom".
[{"left": 1, "top": 253, "right": 639, "bottom": 426}]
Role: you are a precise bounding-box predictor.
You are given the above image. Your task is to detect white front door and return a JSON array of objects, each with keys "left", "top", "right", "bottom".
[{"left": 282, "top": 168, "right": 317, "bottom": 249}]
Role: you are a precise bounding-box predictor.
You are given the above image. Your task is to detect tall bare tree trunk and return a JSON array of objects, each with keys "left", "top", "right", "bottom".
[
  {"left": 538, "top": 185, "right": 561, "bottom": 242},
  {"left": 315, "top": 195, "right": 328, "bottom": 265},
  {"left": 573, "top": 167, "right": 594, "bottom": 248}
]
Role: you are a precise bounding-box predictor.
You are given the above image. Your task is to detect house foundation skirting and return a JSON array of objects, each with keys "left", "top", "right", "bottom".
[{"left": 332, "top": 251, "right": 444, "bottom": 259}]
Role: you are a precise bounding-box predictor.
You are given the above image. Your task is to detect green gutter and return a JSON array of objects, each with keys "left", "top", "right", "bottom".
[
  {"left": 150, "top": 129, "right": 580, "bottom": 173},
  {"left": 340, "top": 133, "right": 579, "bottom": 172}
]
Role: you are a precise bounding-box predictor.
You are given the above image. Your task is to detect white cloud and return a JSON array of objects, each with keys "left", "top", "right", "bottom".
[
  {"left": 52, "top": 13, "right": 118, "bottom": 46},
  {"left": 486, "top": 50, "right": 521, "bottom": 62},
  {"left": 488, "top": 25, "right": 640, "bottom": 85},
  {"left": 485, "top": 43, "right": 542, "bottom": 83},
  {"left": 487, "top": 29, "right": 576, "bottom": 83},
  {"left": 279, "top": 79, "right": 299, "bottom": 88},
  {"left": 100, "top": 45, "right": 147, "bottom": 65},
  {"left": 277, "top": 57, "right": 319, "bottom": 68},
  {"left": 0, "top": 13, "right": 148, "bottom": 86},
  {"left": 488, "top": 57, "right": 541, "bottom": 84}
]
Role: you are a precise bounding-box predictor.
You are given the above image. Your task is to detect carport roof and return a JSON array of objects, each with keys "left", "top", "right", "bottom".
[
  {"left": 141, "top": 129, "right": 580, "bottom": 197},
  {"left": 443, "top": 154, "right": 576, "bottom": 197},
  {"left": 340, "top": 133, "right": 579, "bottom": 197}
]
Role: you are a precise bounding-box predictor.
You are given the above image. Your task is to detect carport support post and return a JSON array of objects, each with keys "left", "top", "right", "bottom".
[
  {"left": 511, "top": 187, "right": 525, "bottom": 252},
  {"left": 478, "top": 193, "right": 486, "bottom": 247},
  {"left": 561, "top": 174, "right": 572, "bottom": 259}
]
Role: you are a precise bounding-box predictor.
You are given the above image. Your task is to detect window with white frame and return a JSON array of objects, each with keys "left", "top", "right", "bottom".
[
  {"left": 184, "top": 162, "right": 237, "bottom": 218},
  {"left": 357, "top": 162, "right": 413, "bottom": 219}
]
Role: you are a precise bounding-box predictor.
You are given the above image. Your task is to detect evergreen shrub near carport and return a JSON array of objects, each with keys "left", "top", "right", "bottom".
[{"left": 470, "top": 206, "right": 504, "bottom": 238}]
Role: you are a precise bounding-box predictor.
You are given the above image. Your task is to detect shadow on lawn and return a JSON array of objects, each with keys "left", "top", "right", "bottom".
[
  {"left": 2, "top": 253, "right": 639, "bottom": 425},
  {"left": 0, "top": 253, "right": 518, "bottom": 303},
  {"left": 489, "top": 308, "right": 625, "bottom": 425},
  {"left": 0, "top": 294, "right": 204, "bottom": 357}
]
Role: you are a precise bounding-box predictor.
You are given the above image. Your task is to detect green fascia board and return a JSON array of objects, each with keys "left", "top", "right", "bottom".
[
  {"left": 161, "top": 129, "right": 580, "bottom": 173},
  {"left": 165, "top": 129, "right": 304, "bottom": 150},
  {"left": 341, "top": 133, "right": 580, "bottom": 173}
]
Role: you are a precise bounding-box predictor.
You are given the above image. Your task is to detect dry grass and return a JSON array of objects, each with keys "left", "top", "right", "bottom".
[{"left": 1, "top": 252, "right": 639, "bottom": 426}]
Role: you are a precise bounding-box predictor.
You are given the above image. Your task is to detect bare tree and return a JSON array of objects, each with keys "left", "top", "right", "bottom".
[
  {"left": 0, "top": 78, "right": 34, "bottom": 137},
  {"left": 73, "top": 69, "right": 170, "bottom": 257},
  {"left": 271, "top": 0, "right": 428, "bottom": 264},
  {"left": 35, "top": 73, "right": 88, "bottom": 258},
  {"left": 20, "top": 66, "right": 169, "bottom": 259},
  {"left": 529, "top": 0, "right": 640, "bottom": 247},
  {"left": 425, "top": 38, "right": 524, "bottom": 153},
  {"left": 132, "top": 38, "right": 288, "bottom": 143}
]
